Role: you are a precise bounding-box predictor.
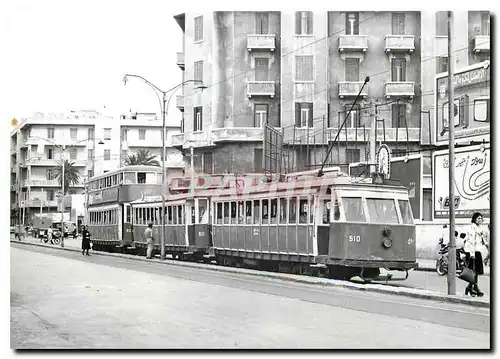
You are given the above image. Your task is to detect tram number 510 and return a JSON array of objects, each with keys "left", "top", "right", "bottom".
[{"left": 348, "top": 235, "right": 361, "bottom": 243}]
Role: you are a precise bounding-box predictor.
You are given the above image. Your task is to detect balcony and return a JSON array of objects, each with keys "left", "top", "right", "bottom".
[
  {"left": 22, "top": 179, "right": 60, "bottom": 187},
  {"left": 247, "top": 34, "right": 276, "bottom": 51},
  {"left": 246, "top": 81, "right": 276, "bottom": 98},
  {"left": 176, "top": 52, "right": 185, "bottom": 70},
  {"left": 22, "top": 199, "right": 59, "bottom": 207},
  {"left": 171, "top": 133, "right": 185, "bottom": 148},
  {"left": 23, "top": 158, "right": 87, "bottom": 167},
  {"left": 176, "top": 95, "right": 184, "bottom": 111},
  {"left": 384, "top": 82, "right": 415, "bottom": 99},
  {"left": 384, "top": 35, "right": 415, "bottom": 54},
  {"left": 338, "top": 82, "right": 369, "bottom": 99},
  {"left": 212, "top": 127, "right": 264, "bottom": 143},
  {"left": 338, "top": 35, "right": 368, "bottom": 52},
  {"left": 473, "top": 35, "right": 490, "bottom": 53}
]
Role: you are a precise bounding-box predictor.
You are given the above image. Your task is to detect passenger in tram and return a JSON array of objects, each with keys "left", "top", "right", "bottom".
[{"left": 145, "top": 223, "right": 154, "bottom": 259}]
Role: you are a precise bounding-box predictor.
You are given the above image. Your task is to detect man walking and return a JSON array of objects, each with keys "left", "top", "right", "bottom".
[
  {"left": 81, "top": 225, "right": 91, "bottom": 256},
  {"left": 145, "top": 223, "right": 154, "bottom": 259}
]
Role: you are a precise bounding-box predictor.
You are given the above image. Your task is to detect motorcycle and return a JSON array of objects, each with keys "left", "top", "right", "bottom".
[{"left": 436, "top": 233, "right": 467, "bottom": 276}]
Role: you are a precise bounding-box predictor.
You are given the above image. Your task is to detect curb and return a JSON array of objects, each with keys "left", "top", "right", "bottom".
[{"left": 11, "top": 240, "right": 490, "bottom": 309}]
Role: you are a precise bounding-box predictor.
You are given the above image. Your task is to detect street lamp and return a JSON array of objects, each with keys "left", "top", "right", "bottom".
[{"left": 123, "top": 74, "right": 206, "bottom": 260}]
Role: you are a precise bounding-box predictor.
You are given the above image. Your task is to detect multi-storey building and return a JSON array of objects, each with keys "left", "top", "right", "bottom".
[
  {"left": 10, "top": 110, "right": 184, "bottom": 225},
  {"left": 172, "top": 11, "right": 423, "bottom": 176}
]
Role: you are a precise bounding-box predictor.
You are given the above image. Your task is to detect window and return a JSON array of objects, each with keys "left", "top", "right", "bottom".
[
  {"left": 346, "top": 12, "right": 359, "bottom": 35},
  {"left": 299, "top": 198, "right": 308, "bottom": 224},
  {"left": 70, "top": 128, "right": 77, "bottom": 140},
  {"left": 122, "top": 150, "right": 128, "bottom": 163},
  {"left": 345, "top": 58, "right": 359, "bottom": 82},
  {"left": 47, "top": 128, "right": 55, "bottom": 139},
  {"left": 139, "top": 129, "right": 146, "bottom": 140},
  {"left": 47, "top": 190, "right": 54, "bottom": 201},
  {"left": 194, "top": 61, "right": 203, "bottom": 82},
  {"left": 295, "top": 56, "right": 313, "bottom": 81},
  {"left": 436, "top": 56, "right": 448, "bottom": 74},
  {"left": 295, "top": 11, "right": 313, "bottom": 35},
  {"left": 194, "top": 107, "right": 203, "bottom": 131},
  {"left": 253, "top": 200, "right": 260, "bottom": 224},
  {"left": 245, "top": 200, "right": 252, "bottom": 225},
  {"left": 288, "top": 198, "right": 297, "bottom": 224},
  {"left": 346, "top": 149, "right": 360, "bottom": 164},
  {"left": 392, "top": 103, "right": 407, "bottom": 128},
  {"left": 279, "top": 198, "right": 287, "bottom": 224},
  {"left": 398, "top": 199, "right": 414, "bottom": 224},
  {"left": 47, "top": 148, "right": 53, "bottom": 160},
  {"left": 122, "top": 129, "right": 128, "bottom": 141},
  {"left": 254, "top": 104, "right": 268, "bottom": 127},
  {"left": 254, "top": 148, "right": 263, "bottom": 173},
  {"left": 46, "top": 169, "right": 55, "bottom": 180},
  {"left": 255, "top": 58, "right": 269, "bottom": 81},
  {"left": 181, "top": 117, "right": 184, "bottom": 133},
  {"left": 203, "top": 152, "right": 213, "bottom": 174},
  {"left": 436, "top": 11, "right": 448, "bottom": 36},
  {"left": 69, "top": 147, "right": 77, "bottom": 160},
  {"left": 103, "top": 128, "right": 111, "bottom": 140},
  {"left": 342, "top": 197, "right": 365, "bottom": 222},
  {"left": 194, "top": 16, "right": 203, "bottom": 41},
  {"left": 474, "top": 98, "right": 490, "bottom": 122},
  {"left": 255, "top": 12, "right": 269, "bottom": 34},
  {"left": 88, "top": 149, "right": 94, "bottom": 160},
  {"left": 295, "top": 103, "right": 313, "bottom": 127},
  {"left": 104, "top": 149, "right": 111, "bottom": 161},
  {"left": 87, "top": 170, "right": 93, "bottom": 179},
  {"left": 366, "top": 198, "right": 399, "bottom": 224},
  {"left": 391, "top": 58, "right": 406, "bottom": 82},
  {"left": 344, "top": 104, "right": 361, "bottom": 128},
  {"left": 68, "top": 189, "right": 76, "bottom": 195},
  {"left": 124, "top": 172, "right": 135, "bottom": 184},
  {"left": 481, "top": 11, "right": 490, "bottom": 36},
  {"left": 88, "top": 128, "right": 94, "bottom": 140},
  {"left": 391, "top": 12, "right": 405, "bottom": 35}
]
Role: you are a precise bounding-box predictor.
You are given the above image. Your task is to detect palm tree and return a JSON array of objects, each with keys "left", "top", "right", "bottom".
[
  {"left": 124, "top": 149, "right": 160, "bottom": 166},
  {"left": 53, "top": 160, "right": 81, "bottom": 194}
]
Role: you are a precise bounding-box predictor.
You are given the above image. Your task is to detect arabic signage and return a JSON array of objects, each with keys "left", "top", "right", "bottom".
[
  {"left": 119, "top": 184, "right": 162, "bottom": 203},
  {"left": 88, "top": 187, "right": 119, "bottom": 205},
  {"left": 433, "top": 145, "right": 490, "bottom": 219},
  {"left": 435, "top": 61, "right": 490, "bottom": 146}
]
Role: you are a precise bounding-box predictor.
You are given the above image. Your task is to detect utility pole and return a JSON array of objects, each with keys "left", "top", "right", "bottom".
[
  {"left": 446, "top": 10, "right": 456, "bottom": 295},
  {"left": 369, "top": 100, "right": 378, "bottom": 175},
  {"left": 60, "top": 146, "right": 65, "bottom": 248}
]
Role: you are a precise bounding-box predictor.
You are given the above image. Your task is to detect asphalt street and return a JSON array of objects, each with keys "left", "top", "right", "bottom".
[{"left": 11, "top": 243, "right": 490, "bottom": 349}]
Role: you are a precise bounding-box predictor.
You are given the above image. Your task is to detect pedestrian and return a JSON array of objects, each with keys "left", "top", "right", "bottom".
[
  {"left": 47, "top": 226, "right": 53, "bottom": 243},
  {"left": 72, "top": 223, "right": 77, "bottom": 239},
  {"left": 464, "top": 212, "right": 488, "bottom": 297},
  {"left": 145, "top": 223, "right": 154, "bottom": 259},
  {"left": 81, "top": 225, "right": 91, "bottom": 256}
]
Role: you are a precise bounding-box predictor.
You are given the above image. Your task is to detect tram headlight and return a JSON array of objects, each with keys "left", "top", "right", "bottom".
[
  {"left": 382, "top": 238, "right": 392, "bottom": 248},
  {"left": 382, "top": 227, "right": 392, "bottom": 237}
]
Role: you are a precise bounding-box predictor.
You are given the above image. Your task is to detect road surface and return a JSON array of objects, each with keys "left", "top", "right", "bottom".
[{"left": 11, "top": 244, "right": 490, "bottom": 349}]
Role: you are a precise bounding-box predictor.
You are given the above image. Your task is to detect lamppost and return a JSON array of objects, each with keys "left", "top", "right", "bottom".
[{"left": 123, "top": 74, "right": 206, "bottom": 260}]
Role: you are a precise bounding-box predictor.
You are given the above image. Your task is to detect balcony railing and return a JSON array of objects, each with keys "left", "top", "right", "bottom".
[
  {"left": 338, "top": 35, "right": 368, "bottom": 52},
  {"left": 384, "top": 35, "right": 415, "bottom": 54},
  {"left": 22, "top": 179, "right": 60, "bottom": 187},
  {"left": 176, "top": 95, "right": 184, "bottom": 110},
  {"left": 23, "top": 158, "right": 87, "bottom": 167},
  {"left": 384, "top": 82, "right": 415, "bottom": 99},
  {"left": 338, "top": 82, "right": 369, "bottom": 99},
  {"left": 212, "top": 127, "right": 264, "bottom": 143},
  {"left": 247, "top": 34, "right": 276, "bottom": 51},
  {"left": 176, "top": 52, "right": 185, "bottom": 69},
  {"left": 246, "top": 81, "right": 276, "bottom": 98},
  {"left": 473, "top": 35, "right": 490, "bottom": 53},
  {"left": 283, "top": 127, "right": 420, "bottom": 143}
]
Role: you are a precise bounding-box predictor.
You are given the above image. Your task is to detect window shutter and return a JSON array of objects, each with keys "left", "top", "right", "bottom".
[
  {"left": 255, "top": 58, "right": 269, "bottom": 81},
  {"left": 401, "top": 59, "right": 406, "bottom": 81},
  {"left": 306, "top": 12, "right": 313, "bottom": 34},
  {"left": 295, "top": 12, "right": 301, "bottom": 34},
  {"left": 295, "top": 103, "right": 301, "bottom": 126},
  {"left": 193, "top": 108, "right": 197, "bottom": 131},
  {"left": 199, "top": 107, "right": 203, "bottom": 131},
  {"left": 308, "top": 103, "right": 314, "bottom": 127}
]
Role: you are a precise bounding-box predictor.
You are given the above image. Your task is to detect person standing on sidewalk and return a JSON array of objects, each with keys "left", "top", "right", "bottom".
[
  {"left": 145, "top": 223, "right": 154, "bottom": 259},
  {"left": 464, "top": 212, "right": 488, "bottom": 297},
  {"left": 81, "top": 225, "right": 91, "bottom": 256}
]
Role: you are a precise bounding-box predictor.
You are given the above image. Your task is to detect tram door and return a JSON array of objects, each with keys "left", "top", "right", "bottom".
[
  {"left": 122, "top": 203, "right": 133, "bottom": 245},
  {"left": 317, "top": 198, "right": 331, "bottom": 255},
  {"left": 194, "top": 198, "right": 212, "bottom": 248}
]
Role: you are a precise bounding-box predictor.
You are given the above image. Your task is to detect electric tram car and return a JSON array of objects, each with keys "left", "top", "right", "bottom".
[{"left": 109, "top": 168, "right": 418, "bottom": 281}]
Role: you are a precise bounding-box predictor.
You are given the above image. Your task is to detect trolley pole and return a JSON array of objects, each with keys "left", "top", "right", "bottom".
[
  {"left": 60, "top": 146, "right": 65, "bottom": 248},
  {"left": 446, "top": 10, "right": 456, "bottom": 295},
  {"left": 369, "top": 101, "right": 377, "bottom": 175}
]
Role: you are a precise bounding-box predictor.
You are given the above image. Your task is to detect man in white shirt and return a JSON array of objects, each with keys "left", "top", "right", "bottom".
[{"left": 144, "top": 223, "right": 154, "bottom": 259}]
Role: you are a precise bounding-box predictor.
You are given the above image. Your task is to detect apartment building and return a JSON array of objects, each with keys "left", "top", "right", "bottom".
[{"left": 172, "top": 11, "right": 423, "bottom": 175}]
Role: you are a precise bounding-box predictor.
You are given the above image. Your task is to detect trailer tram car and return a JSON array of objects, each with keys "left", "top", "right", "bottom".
[
  {"left": 209, "top": 170, "right": 418, "bottom": 281},
  {"left": 86, "top": 165, "right": 166, "bottom": 252}
]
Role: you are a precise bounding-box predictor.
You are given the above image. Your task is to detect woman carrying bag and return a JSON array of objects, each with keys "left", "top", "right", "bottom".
[{"left": 463, "top": 212, "right": 489, "bottom": 297}]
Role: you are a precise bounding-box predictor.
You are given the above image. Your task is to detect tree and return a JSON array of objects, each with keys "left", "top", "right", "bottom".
[
  {"left": 53, "top": 160, "right": 81, "bottom": 194},
  {"left": 124, "top": 149, "right": 160, "bottom": 166}
]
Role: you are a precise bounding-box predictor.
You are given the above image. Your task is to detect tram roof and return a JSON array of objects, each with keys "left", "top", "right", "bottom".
[{"left": 89, "top": 165, "right": 162, "bottom": 181}]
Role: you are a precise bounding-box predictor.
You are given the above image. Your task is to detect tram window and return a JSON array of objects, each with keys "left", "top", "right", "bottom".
[
  {"left": 146, "top": 172, "right": 157, "bottom": 184},
  {"left": 342, "top": 197, "right": 366, "bottom": 222},
  {"left": 143, "top": 208, "right": 147, "bottom": 225},
  {"left": 124, "top": 172, "right": 135, "bottom": 184},
  {"left": 245, "top": 200, "right": 252, "bottom": 225},
  {"left": 167, "top": 206, "right": 173, "bottom": 224},
  {"left": 230, "top": 202, "right": 237, "bottom": 225},
  {"left": 178, "top": 206, "right": 183, "bottom": 225},
  {"left": 366, "top": 198, "right": 399, "bottom": 224},
  {"left": 191, "top": 205, "right": 195, "bottom": 224},
  {"left": 171, "top": 206, "right": 177, "bottom": 225},
  {"left": 262, "top": 199, "right": 269, "bottom": 224},
  {"left": 138, "top": 172, "right": 146, "bottom": 184},
  {"left": 199, "top": 199, "right": 209, "bottom": 224},
  {"left": 223, "top": 203, "right": 230, "bottom": 225},
  {"left": 126, "top": 206, "right": 131, "bottom": 223},
  {"left": 299, "top": 199, "right": 308, "bottom": 224},
  {"left": 253, "top": 200, "right": 261, "bottom": 224},
  {"left": 270, "top": 199, "right": 278, "bottom": 224},
  {"left": 216, "top": 203, "right": 223, "bottom": 224},
  {"left": 135, "top": 208, "right": 139, "bottom": 224},
  {"left": 323, "top": 200, "right": 331, "bottom": 224},
  {"left": 238, "top": 201, "right": 244, "bottom": 224},
  {"left": 309, "top": 198, "right": 314, "bottom": 224},
  {"left": 279, "top": 198, "right": 287, "bottom": 224},
  {"left": 333, "top": 199, "right": 340, "bottom": 221},
  {"left": 119, "top": 173, "right": 124, "bottom": 184},
  {"left": 103, "top": 211, "right": 107, "bottom": 225},
  {"left": 398, "top": 200, "right": 414, "bottom": 224},
  {"left": 289, "top": 198, "right": 297, "bottom": 224}
]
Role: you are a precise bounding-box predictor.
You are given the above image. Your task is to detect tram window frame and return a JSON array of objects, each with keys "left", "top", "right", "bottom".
[
  {"left": 245, "top": 200, "right": 253, "bottom": 225},
  {"left": 342, "top": 196, "right": 366, "bottom": 222},
  {"left": 366, "top": 198, "right": 399, "bottom": 224},
  {"left": 398, "top": 199, "right": 414, "bottom": 224},
  {"left": 216, "top": 202, "right": 223, "bottom": 224},
  {"left": 298, "top": 198, "right": 308, "bottom": 224},
  {"left": 223, "top": 202, "right": 230, "bottom": 225},
  {"left": 238, "top": 201, "right": 245, "bottom": 224},
  {"left": 279, "top": 198, "right": 287, "bottom": 224},
  {"left": 262, "top": 199, "right": 269, "bottom": 224},
  {"left": 253, "top": 200, "right": 261, "bottom": 224},
  {"left": 230, "top": 202, "right": 237, "bottom": 225},
  {"left": 289, "top": 197, "right": 297, "bottom": 224}
]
